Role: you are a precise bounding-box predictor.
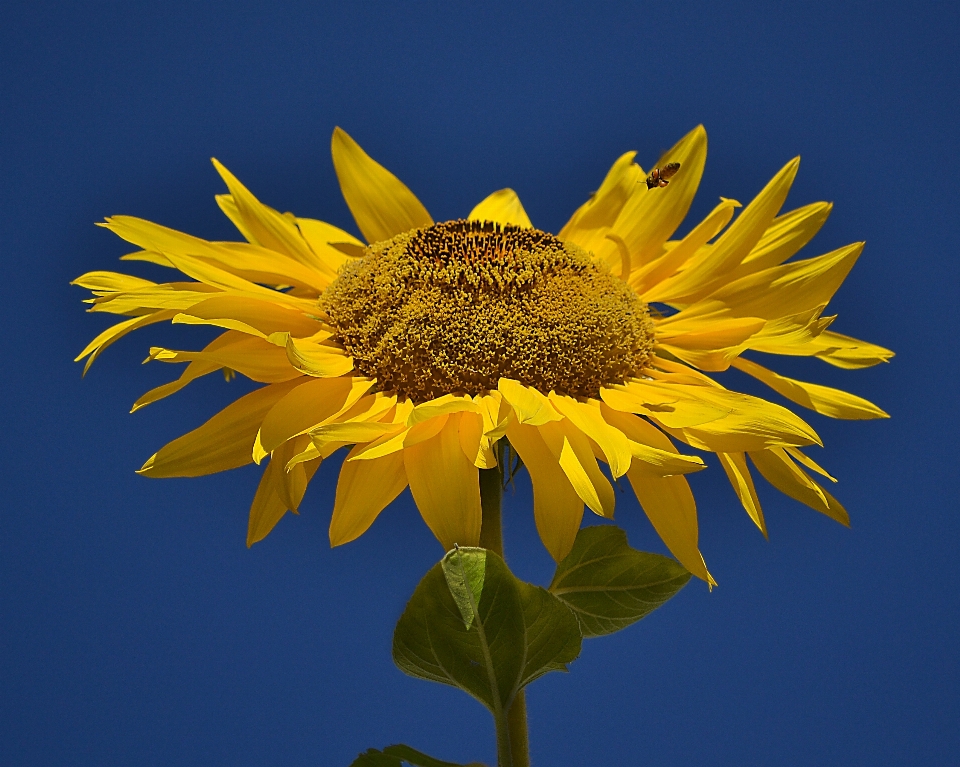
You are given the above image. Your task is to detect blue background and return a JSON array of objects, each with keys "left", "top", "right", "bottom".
[{"left": 2, "top": 1, "right": 957, "bottom": 764}]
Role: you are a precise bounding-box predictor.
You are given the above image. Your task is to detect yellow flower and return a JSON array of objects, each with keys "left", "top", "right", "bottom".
[{"left": 74, "top": 126, "right": 892, "bottom": 585}]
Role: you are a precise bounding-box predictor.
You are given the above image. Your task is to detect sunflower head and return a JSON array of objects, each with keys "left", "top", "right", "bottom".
[
  {"left": 321, "top": 218, "right": 654, "bottom": 401},
  {"left": 74, "top": 125, "right": 891, "bottom": 587}
]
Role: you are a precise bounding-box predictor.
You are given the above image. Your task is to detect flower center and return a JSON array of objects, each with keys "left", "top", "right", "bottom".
[{"left": 320, "top": 219, "right": 654, "bottom": 401}]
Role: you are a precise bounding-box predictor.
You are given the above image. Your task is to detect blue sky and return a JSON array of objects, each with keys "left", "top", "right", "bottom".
[{"left": 2, "top": 1, "right": 957, "bottom": 764}]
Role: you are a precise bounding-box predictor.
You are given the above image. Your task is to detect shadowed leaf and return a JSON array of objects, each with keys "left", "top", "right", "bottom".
[
  {"left": 393, "top": 548, "right": 581, "bottom": 716},
  {"left": 549, "top": 525, "right": 691, "bottom": 637},
  {"left": 349, "top": 744, "right": 486, "bottom": 767}
]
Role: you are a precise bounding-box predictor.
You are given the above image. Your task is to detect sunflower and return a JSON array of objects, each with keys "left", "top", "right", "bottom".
[{"left": 74, "top": 126, "right": 891, "bottom": 584}]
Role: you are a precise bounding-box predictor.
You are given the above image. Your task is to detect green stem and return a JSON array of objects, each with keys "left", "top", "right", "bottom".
[
  {"left": 479, "top": 460, "right": 531, "bottom": 767},
  {"left": 506, "top": 692, "right": 530, "bottom": 767},
  {"left": 494, "top": 710, "right": 512, "bottom": 767},
  {"left": 478, "top": 466, "right": 504, "bottom": 557}
]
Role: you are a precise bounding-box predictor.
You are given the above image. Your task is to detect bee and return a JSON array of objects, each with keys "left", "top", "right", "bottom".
[{"left": 645, "top": 162, "right": 681, "bottom": 189}]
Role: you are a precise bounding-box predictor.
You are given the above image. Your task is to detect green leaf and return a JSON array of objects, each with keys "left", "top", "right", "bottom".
[
  {"left": 393, "top": 548, "right": 581, "bottom": 715},
  {"left": 441, "top": 547, "right": 486, "bottom": 630},
  {"left": 384, "top": 744, "right": 486, "bottom": 767},
  {"left": 350, "top": 749, "right": 402, "bottom": 767},
  {"left": 348, "top": 744, "right": 486, "bottom": 767},
  {"left": 548, "top": 525, "right": 691, "bottom": 637}
]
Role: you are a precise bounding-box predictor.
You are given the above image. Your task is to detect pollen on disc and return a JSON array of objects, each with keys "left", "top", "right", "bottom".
[{"left": 320, "top": 219, "right": 654, "bottom": 401}]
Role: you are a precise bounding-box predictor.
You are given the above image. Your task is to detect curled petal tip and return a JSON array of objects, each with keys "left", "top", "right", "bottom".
[{"left": 136, "top": 454, "right": 157, "bottom": 475}]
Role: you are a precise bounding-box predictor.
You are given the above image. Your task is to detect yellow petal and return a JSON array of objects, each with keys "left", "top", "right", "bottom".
[
  {"left": 272, "top": 435, "right": 316, "bottom": 513},
  {"left": 505, "top": 421, "right": 584, "bottom": 562},
  {"left": 171, "top": 312, "right": 275, "bottom": 339},
  {"left": 284, "top": 441, "right": 321, "bottom": 471},
  {"left": 95, "top": 219, "right": 312, "bottom": 311},
  {"left": 104, "top": 212, "right": 325, "bottom": 294},
  {"left": 749, "top": 324, "right": 894, "bottom": 370},
  {"left": 285, "top": 429, "right": 349, "bottom": 472},
  {"left": 132, "top": 357, "right": 220, "bottom": 412},
  {"left": 216, "top": 193, "right": 259, "bottom": 244},
  {"left": 257, "top": 377, "right": 374, "bottom": 456},
  {"left": 748, "top": 448, "right": 849, "bottom": 526},
  {"left": 160, "top": 250, "right": 306, "bottom": 308},
  {"left": 330, "top": 391, "right": 399, "bottom": 425},
  {"left": 139, "top": 379, "right": 305, "bottom": 478},
  {"left": 134, "top": 330, "right": 265, "bottom": 411},
  {"left": 558, "top": 436, "right": 610, "bottom": 518},
  {"left": 538, "top": 420, "right": 615, "bottom": 519},
  {"left": 348, "top": 412, "right": 449, "bottom": 461},
  {"left": 152, "top": 257, "right": 269, "bottom": 303},
  {"left": 559, "top": 151, "right": 642, "bottom": 255},
  {"left": 796, "top": 330, "right": 894, "bottom": 369},
  {"left": 458, "top": 411, "right": 498, "bottom": 469},
  {"left": 461, "top": 393, "right": 509, "bottom": 468},
  {"left": 310, "top": 421, "right": 404, "bottom": 453},
  {"left": 497, "top": 378, "right": 562, "bottom": 425},
  {"left": 475, "top": 391, "right": 512, "bottom": 441},
  {"left": 74, "top": 310, "right": 177, "bottom": 375},
  {"left": 296, "top": 217, "right": 365, "bottom": 251},
  {"left": 654, "top": 345, "right": 745, "bottom": 374},
  {"left": 601, "top": 380, "right": 729, "bottom": 429},
  {"left": 407, "top": 393, "right": 479, "bottom": 426},
  {"left": 329, "top": 447, "right": 408, "bottom": 546},
  {"left": 772, "top": 446, "right": 828, "bottom": 508},
  {"left": 654, "top": 310, "right": 766, "bottom": 372},
  {"left": 644, "top": 355, "right": 722, "bottom": 385},
  {"left": 784, "top": 447, "right": 837, "bottom": 483},
  {"left": 659, "top": 387, "right": 821, "bottom": 453},
  {"left": 707, "top": 241, "right": 863, "bottom": 322},
  {"left": 617, "top": 378, "right": 821, "bottom": 453},
  {"left": 644, "top": 158, "right": 800, "bottom": 303},
  {"left": 109, "top": 224, "right": 330, "bottom": 293},
  {"left": 468, "top": 189, "right": 533, "bottom": 228},
  {"left": 599, "top": 405, "right": 706, "bottom": 476},
  {"left": 741, "top": 305, "right": 835, "bottom": 354},
  {"left": 149, "top": 336, "right": 299, "bottom": 384},
  {"left": 632, "top": 198, "right": 740, "bottom": 294},
  {"left": 548, "top": 394, "right": 633, "bottom": 478},
  {"left": 172, "top": 294, "right": 325, "bottom": 338},
  {"left": 655, "top": 310, "right": 765, "bottom": 348},
  {"left": 210, "top": 161, "right": 323, "bottom": 271},
  {"left": 99, "top": 215, "right": 216, "bottom": 259},
  {"left": 458, "top": 410, "right": 484, "bottom": 466},
  {"left": 197, "top": 241, "right": 330, "bottom": 293},
  {"left": 733, "top": 357, "right": 888, "bottom": 419},
  {"left": 246, "top": 440, "right": 321, "bottom": 546},
  {"left": 717, "top": 452, "right": 767, "bottom": 536},
  {"left": 247, "top": 458, "right": 287, "bottom": 546},
  {"left": 606, "top": 125, "right": 707, "bottom": 270},
  {"left": 85, "top": 282, "right": 220, "bottom": 315},
  {"left": 738, "top": 201, "right": 832, "bottom": 271},
  {"left": 403, "top": 413, "right": 482, "bottom": 550},
  {"left": 393, "top": 398, "right": 417, "bottom": 425},
  {"left": 282, "top": 335, "right": 354, "bottom": 378},
  {"left": 295, "top": 217, "right": 365, "bottom": 281},
  {"left": 73, "top": 270, "right": 157, "bottom": 292},
  {"left": 624, "top": 462, "right": 714, "bottom": 585},
  {"left": 330, "top": 127, "right": 433, "bottom": 244},
  {"left": 355, "top": 426, "right": 412, "bottom": 460}
]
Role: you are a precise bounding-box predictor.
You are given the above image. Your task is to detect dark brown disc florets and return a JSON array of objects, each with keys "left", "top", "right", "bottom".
[{"left": 320, "top": 219, "right": 653, "bottom": 401}]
